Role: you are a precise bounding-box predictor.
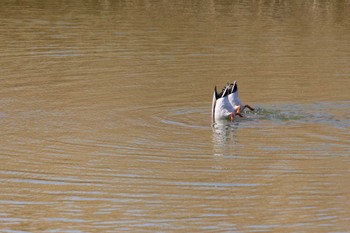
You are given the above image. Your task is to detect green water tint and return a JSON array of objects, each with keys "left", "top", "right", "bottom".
[
  {"left": 250, "top": 107, "right": 307, "bottom": 121},
  {"left": 212, "top": 105, "right": 312, "bottom": 127},
  {"left": 242, "top": 101, "right": 349, "bottom": 128}
]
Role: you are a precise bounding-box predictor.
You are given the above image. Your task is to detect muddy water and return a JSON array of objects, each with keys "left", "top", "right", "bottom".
[{"left": 1, "top": 1, "right": 350, "bottom": 232}]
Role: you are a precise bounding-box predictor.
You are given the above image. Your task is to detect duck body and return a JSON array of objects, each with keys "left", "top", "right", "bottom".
[
  {"left": 227, "top": 81, "right": 244, "bottom": 111},
  {"left": 212, "top": 81, "right": 240, "bottom": 123},
  {"left": 212, "top": 82, "right": 235, "bottom": 123},
  {"left": 214, "top": 95, "right": 235, "bottom": 122}
]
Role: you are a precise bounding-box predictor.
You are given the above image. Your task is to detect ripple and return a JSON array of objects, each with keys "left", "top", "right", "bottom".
[
  {"left": 162, "top": 181, "right": 261, "bottom": 188},
  {"left": 30, "top": 49, "right": 81, "bottom": 57},
  {"left": 1, "top": 0, "right": 350, "bottom": 231},
  {"left": 232, "top": 101, "right": 350, "bottom": 128},
  {"left": 153, "top": 106, "right": 210, "bottom": 130}
]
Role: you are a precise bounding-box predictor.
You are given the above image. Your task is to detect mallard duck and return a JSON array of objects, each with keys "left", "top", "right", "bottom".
[{"left": 212, "top": 81, "right": 254, "bottom": 123}]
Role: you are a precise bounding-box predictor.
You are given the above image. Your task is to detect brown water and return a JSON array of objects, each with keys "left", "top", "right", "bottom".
[{"left": 1, "top": 1, "right": 350, "bottom": 232}]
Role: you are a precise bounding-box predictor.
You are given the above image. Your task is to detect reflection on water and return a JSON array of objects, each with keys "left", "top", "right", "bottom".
[
  {"left": 1, "top": 0, "right": 350, "bottom": 232},
  {"left": 212, "top": 123, "right": 239, "bottom": 157}
]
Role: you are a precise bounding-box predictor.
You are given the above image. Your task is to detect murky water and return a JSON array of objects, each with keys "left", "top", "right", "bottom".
[{"left": 1, "top": 1, "right": 350, "bottom": 232}]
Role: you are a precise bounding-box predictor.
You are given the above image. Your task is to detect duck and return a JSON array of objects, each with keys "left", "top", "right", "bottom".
[{"left": 212, "top": 81, "right": 254, "bottom": 123}]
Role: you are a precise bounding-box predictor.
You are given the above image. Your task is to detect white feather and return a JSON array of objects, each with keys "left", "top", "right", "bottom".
[
  {"left": 213, "top": 95, "right": 235, "bottom": 122},
  {"left": 228, "top": 91, "right": 243, "bottom": 111}
]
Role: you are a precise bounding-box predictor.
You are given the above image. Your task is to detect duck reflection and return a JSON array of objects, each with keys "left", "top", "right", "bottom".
[{"left": 212, "top": 123, "right": 239, "bottom": 157}]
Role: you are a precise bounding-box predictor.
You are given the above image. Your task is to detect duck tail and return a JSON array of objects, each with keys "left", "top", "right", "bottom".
[
  {"left": 231, "top": 80, "right": 238, "bottom": 93},
  {"left": 214, "top": 86, "right": 219, "bottom": 99}
]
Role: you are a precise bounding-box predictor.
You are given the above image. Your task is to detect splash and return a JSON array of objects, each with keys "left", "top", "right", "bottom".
[{"left": 212, "top": 101, "right": 350, "bottom": 129}]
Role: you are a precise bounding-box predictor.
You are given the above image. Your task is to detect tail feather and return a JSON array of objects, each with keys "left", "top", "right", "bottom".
[
  {"left": 214, "top": 86, "right": 219, "bottom": 99},
  {"left": 231, "top": 80, "right": 238, "bottom": 93}
]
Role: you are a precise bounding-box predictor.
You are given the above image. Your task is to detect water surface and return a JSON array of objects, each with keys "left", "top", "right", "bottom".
[{"left": 1, "top": 1, "right": 350, "bottom": 232}]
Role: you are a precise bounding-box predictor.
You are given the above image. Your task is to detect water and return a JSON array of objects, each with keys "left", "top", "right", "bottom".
[{"left": 1, "top": 1, "right": 350, "bottom": 232}]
